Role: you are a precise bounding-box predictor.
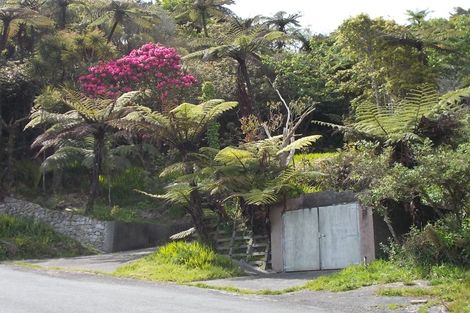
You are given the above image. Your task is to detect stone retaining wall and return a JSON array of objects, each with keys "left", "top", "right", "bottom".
[
  {"left": 0, "top": 197, "right": 110, "bottom": 251},
  {"left": 0, "top": 198, "right": 189, "bottom": 253}
]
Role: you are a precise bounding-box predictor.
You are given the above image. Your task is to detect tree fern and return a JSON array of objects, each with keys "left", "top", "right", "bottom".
[
  {"left": 27, "top": 89, "right": 138, "bottom": 211},
  {"left": 347, "top": 84, "right": 469, "bottom": 143},
  {"left": 214, "top": 147, "right": 255, "bottom": 166},
  {"left": 277, "top": 135, "right": 322, "bottom": 155}
]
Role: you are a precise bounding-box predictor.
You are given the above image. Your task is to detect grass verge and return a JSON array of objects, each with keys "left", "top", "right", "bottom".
[
  {"left": 0, "top": 214, "right": 91, "bottom": 261},
  {"left": 378, "top": 265, "right": 470, "bottom": 313},
  {"left": 304, "top": 260, "right": 419, "bottom": 291},
  {"left": 114, "top": 241, "right": 241, "bottom": 283}
]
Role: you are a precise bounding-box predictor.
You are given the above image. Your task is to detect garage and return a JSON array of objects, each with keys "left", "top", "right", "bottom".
[{"left": 270, "top": 191, "right": 375, "bottom": 272}]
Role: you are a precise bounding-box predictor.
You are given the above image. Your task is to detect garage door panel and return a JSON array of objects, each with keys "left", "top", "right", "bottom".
[
  {"left": 319, "top": 203, "right": 361, "bottom": 269},
  {"left": 282, "top": 208, "right": 320, "bottom": 271}
]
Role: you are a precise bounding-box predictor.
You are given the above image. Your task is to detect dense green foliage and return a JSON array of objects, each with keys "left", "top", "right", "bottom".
[
  {"left": 400, "top": 217, "right": 470, "bottom": 267},
  {"left": 0, "top": 2, "right": 469, "bottom": 300},
  {"left": 0, "top": 214, "right": 90, "bottom": 260},
  {"left": 114, "top": 241, "right": 239, "bottom": 282}
]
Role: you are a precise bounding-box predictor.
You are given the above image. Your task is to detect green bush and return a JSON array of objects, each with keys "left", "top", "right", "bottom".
[
  {"left": 401, "top": 217, "right": 470, "bottom": 267},
  {"left": 0, "top": 214, "right": 90, "bottom": 260},
  {"left": 157, "top": 241, "right": 233, "bottom": 270},
  {"left": 114, "top": 241, "right": 240, "bottom": 282}
]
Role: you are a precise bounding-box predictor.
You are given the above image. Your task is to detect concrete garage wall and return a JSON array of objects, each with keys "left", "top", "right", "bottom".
[
  {"left": 269, "top": 191, "right": 375, "bottom": 272},
  {"left": 105, "top": 221, "right": 190, "bottom": 252},
  {"left": 0, "top": 197, "right": 188, "bottom": 253}
]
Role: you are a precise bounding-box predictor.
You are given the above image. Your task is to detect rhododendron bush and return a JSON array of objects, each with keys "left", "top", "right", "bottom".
[{"left": 79, "top": 43, "right": 197, "bottom": 103}]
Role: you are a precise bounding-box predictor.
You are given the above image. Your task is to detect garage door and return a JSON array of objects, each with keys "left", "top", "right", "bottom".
[
  {"left": 319, "top": 203, "right": 361, "bottom": 269},
  {"left": 282, "top": 203, "right": 361, "bottom": 271},
  {"left": 282, "top": 208, "right": 320, "bottom": 271}
]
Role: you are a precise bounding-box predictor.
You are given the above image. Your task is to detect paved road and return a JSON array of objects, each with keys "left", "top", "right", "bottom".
[
  {"left": 25, "top": 248, "right": 155, "bottom": 273},
  {"left": 0, "top": 265, "right": 411, "bottom": 313}
]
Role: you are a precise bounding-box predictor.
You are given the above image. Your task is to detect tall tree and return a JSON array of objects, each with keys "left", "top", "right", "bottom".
[
  {"left": 45, "top": 0, "right": 89, "bottom": 29},
  {"left": 180, "top": 0, "right": 234, "bottom": 37},
  {"left": 90, "top": 0, "right": 158, "bottom": 43},
  {"left": 335, "top": 14, "right": 436, "bottom": 107},
  {"left": 263, "top": 11, "right": 301, "bottom": 49},
  {"left": 263, "top": 11, "right": 300, "bottom": 33},
  {"left": 0, "top": 2, "right": 50, "bottom": 52},
  {"left": 26, "top": 90, "right": 139, "bottom": 212},
  {"left": 406, "top": 9, "right": 430, "bottom": 26},
  {"left": 120, "top": 99, "right": 238, "bottom": 241},
  {"left": 185, "top": 17, "right": 283, "bottom": 117}
]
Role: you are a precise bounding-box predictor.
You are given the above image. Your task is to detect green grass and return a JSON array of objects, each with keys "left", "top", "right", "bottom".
[
  {"left": 378, "top": 265, "right": 470, "bottom": 313},
  {"left": 114, "top": 241, "right": 241, "bottom": 283},
  {"left": 304, "top": 260, "right": 419, "bottom": 291},
  {"left": 304, "top": 260, "right": 469, "bottom": 312},
  {"left": 387, "top": 303, "right": 407, "bottom": 310},
  {"left": 0, "top": 214, "right": 91, "bottom": 261}
]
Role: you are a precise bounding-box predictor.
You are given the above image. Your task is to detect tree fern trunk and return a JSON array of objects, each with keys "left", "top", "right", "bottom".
[
  {"left": 183, "top": 160, "right": 209, "bottom": 242},
  {"left": 189, "top": 188, "right": 210, "bottom": 243},
  {"left": 107, "top": 20, "right": 119, "bottom": 43},
  {"left": 0, "top": 19, "right": 11, "bottom": 52},
  {"left": 58, "top": 4, "right": 67, "bottom": 29},
  {"left": 86, "top": 129, "right": 105, "bottom": 213},
  {"left": 236, "top": 59, "right": 253, "bottom": 117},
  {"left": 4, "top": 123, "right": 18, "bottom": 185},
  {"left": 201, "top": 10, "right": 209, "bottom": 37}
]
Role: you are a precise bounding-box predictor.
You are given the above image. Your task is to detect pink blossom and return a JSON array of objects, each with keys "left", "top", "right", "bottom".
[{"left": 80, "top": 43, "right": 197, "bottom": 100}]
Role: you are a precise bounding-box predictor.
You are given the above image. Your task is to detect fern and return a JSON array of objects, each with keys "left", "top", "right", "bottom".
[
  {"left": 237, "top": 189, "right": 278, "bottom": 206},
  {"left": 41, "top": 146, "right": 93, "bottom": 173},
  {"left": 159, "top": 162, "right": 186, "bottom": 178},
  {"left": 277, "top": 135, "right": 322, "bottom": 155},
  {"left": 215, "top": 147, "right": 255, "bottom": 167},
  {"left": 350, "top": 84, "right": 468, "bottom": 143}
]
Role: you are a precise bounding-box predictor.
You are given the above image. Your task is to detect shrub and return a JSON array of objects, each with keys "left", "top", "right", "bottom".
[
  {"left": 114, "top": 241, "right": 239, "bottom": 282},
  {"left": 79, "top": 43, "right": 197, "bottom": 101},
  {"left": 157, "top": 241, "right": 233, "bottom": 270},
  {"left": 401, "top": 216, "right": 470, "bottom": 267}
]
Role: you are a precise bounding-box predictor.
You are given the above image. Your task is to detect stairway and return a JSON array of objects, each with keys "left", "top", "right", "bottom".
[{"left": 210, "top": 222, "right": 271, "bottom": 269}]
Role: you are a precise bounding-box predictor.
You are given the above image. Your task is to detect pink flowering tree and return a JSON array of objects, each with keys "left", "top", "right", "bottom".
[{"left": 79, "top": 43, "right": 197, "bottom": 108}]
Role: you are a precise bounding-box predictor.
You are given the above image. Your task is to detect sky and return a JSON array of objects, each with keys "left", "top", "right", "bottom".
[{"left": 229, "top": 0, "right": 470, "bottom": 34}]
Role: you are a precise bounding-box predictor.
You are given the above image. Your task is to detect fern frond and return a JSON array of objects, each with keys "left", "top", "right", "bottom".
[
  {"left": 277, "top": 135, "right": 321, "bottom": 155},
  {"left": 159, "top": 162, "right": 186, "bottom": 178},
  {"left": 204, "top": 101, "right": 238, "bottom": 120},
  {"left": 41, "top": 146, "right": 93, "bottom": 173},
  {"left": 115, "top": 91, "right": 140, "bottom": 109},
  {"left": 236, "top": 189, "right": 278, "bottom": 206},
  {"left": 215, "top": 147, "right": 256, "bottom": 166}
]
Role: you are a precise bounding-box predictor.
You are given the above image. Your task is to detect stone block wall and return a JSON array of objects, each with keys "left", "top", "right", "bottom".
[
  {"left": 0, "top": 197, "right": 110, "bottom": 251},
  {"left": 0, "top": 197, "right": 192, "bottom": 253}
]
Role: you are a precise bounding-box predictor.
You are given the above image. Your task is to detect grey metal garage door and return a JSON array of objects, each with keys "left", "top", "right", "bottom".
[{"left": 282, "top": 203, "right": 361, "bottom": 271}]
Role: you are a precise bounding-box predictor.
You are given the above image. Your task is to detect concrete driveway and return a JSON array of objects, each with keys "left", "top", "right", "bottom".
[{"left": 197, "top": 270, "right": 338, "bottom": 291}]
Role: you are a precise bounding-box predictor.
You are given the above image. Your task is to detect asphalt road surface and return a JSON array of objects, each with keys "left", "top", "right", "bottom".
[{"left": 0, "top": 265, "right": 410, "bottom": 313}]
